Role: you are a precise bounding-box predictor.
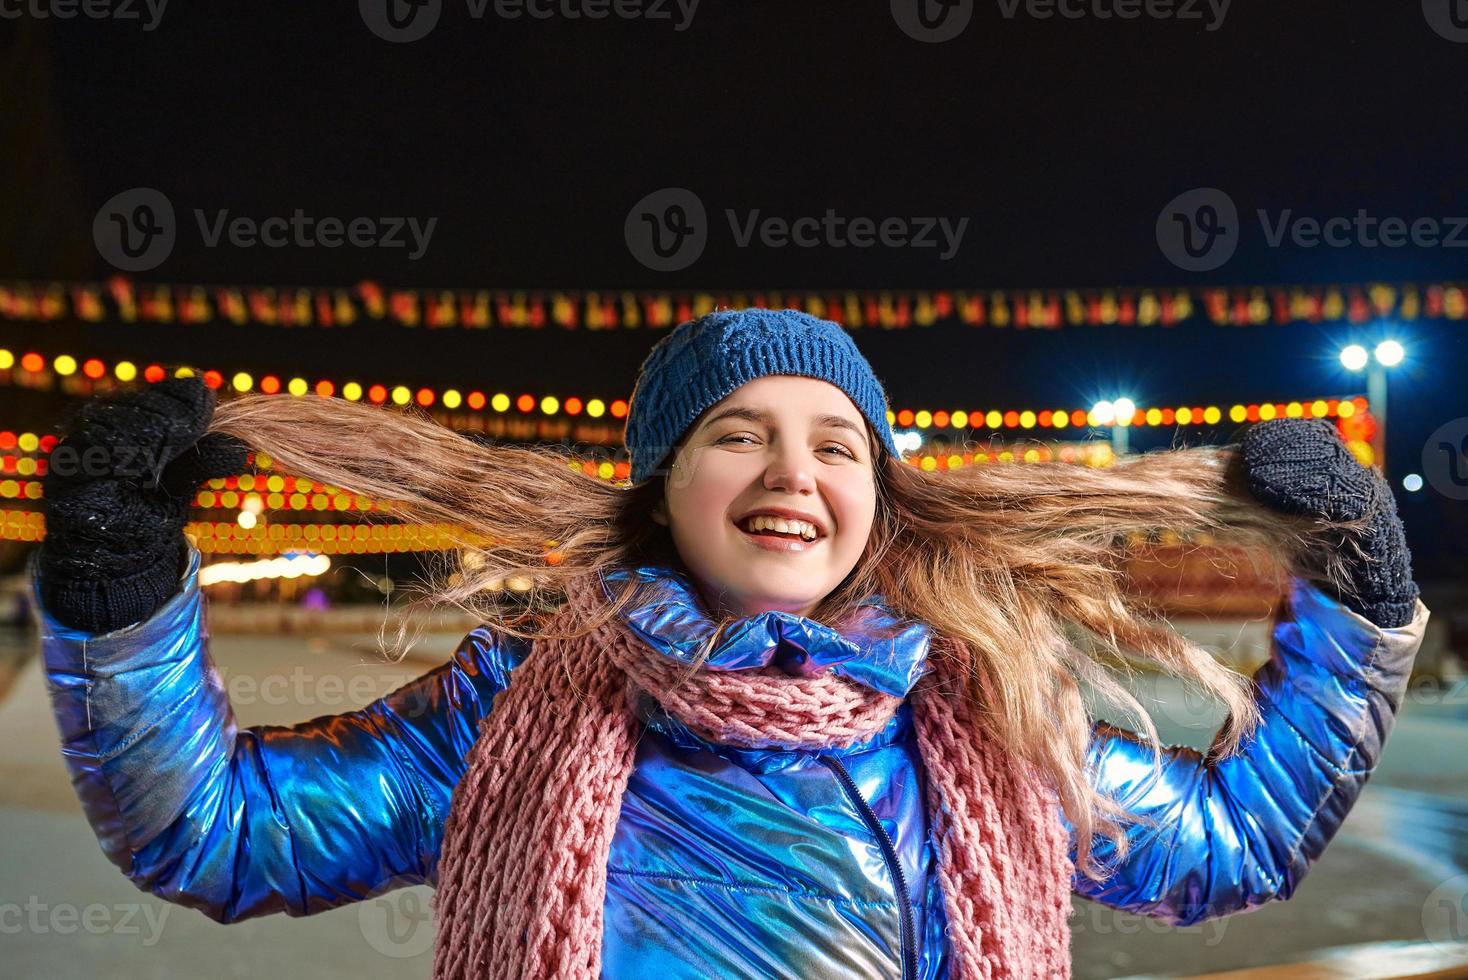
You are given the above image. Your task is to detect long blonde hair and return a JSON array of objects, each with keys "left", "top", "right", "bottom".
[{"left": 210, "top": 393, "right": 1367, "bottom": 878}]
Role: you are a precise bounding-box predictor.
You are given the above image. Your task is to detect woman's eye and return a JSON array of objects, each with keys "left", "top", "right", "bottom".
[{"left": 716, "top": 435, "right": 854, "bottom": 459}]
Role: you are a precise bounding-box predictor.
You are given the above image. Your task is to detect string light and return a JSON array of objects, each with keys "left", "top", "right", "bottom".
[
  {"left": 0, "top": 344, "right": 1370, "bottom": 433},
  {"left": 200, "top": 553, "right": 332, "bottom": 586},
  {"left": 1, "top": 509, "right": 486, "bottom": 555}
]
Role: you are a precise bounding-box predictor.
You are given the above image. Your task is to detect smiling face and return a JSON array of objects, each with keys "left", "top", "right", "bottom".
[{"left": 652, "top": 375, "right": 880, "bottom": 621}]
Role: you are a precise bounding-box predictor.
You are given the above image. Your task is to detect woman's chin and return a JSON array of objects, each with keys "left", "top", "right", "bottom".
[{"left": 716, "top": 583, "right": 824, "bottom": 620}]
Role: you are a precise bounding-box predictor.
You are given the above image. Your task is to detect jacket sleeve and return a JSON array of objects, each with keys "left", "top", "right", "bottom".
[
  {"left": 1065, "top": 575, "right": 1430, "bottom": 925},
  {"left": 30, "top": 540, "right": 528, "bottom": 923}
]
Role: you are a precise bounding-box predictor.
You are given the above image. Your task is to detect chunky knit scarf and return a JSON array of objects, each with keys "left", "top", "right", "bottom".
[{"left": 433, "top": 573, "right": 1074, "bottom": 979}]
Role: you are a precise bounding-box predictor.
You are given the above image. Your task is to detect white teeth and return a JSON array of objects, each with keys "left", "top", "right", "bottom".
[{"left": 741, "top": 515, "right": 819, "bottom": 540}]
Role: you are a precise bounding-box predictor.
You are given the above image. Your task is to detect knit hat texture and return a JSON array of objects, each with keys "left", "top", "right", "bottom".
[{"left": 624, "top": 308, "right": 900, "bottom": 484}]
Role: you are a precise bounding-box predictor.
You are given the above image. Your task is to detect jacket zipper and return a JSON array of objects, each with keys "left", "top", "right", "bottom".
[{"left": 821, "top": 755, "right": 917, "bottom": 980}]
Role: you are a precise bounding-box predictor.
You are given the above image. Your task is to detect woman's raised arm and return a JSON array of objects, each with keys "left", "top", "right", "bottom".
[
  {"left": 34, "top": 540, "right": 526, "bottom": 923},
  {"left": 1067, "top": 417, "right": 1429, "bottom": 924},
  {"left": 31, "top": 375, "right": 529, "bottom": 922},
  {"left": 1065, "top": 574, "right": 1428, "bottom": 925}
]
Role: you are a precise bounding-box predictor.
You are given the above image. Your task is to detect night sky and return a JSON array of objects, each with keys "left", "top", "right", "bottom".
[{"left": 1, "top": 2, "right": 1465, "bottom": 576}]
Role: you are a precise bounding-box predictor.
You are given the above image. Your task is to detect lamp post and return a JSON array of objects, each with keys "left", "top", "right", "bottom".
[
  {"left": 1092, "top": 398, "right": 1135, "bottom": 457},
  {"left": 1340, "top": 340, "right": 1404, "bottom": 477}
]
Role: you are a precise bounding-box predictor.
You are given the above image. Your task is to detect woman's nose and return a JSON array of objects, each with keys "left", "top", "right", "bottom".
[{"left": 763, "top": 444, "right": 816, "bottom": 493}]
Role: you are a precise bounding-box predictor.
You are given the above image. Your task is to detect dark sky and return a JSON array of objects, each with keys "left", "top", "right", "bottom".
[{"left": 1, "top": 2, "right": 1465, "bottom": 575}]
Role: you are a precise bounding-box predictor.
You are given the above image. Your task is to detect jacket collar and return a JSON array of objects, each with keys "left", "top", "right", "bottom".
[{"left": 598, "top": 564, "right": 933, "bottom": 699}]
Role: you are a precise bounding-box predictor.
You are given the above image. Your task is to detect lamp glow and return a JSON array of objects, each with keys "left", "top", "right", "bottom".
[
  {"left": 1375, "top": 340, "right": 1404, "bottom": 367},
  {"left": 1340, "top": 344, "right": 1369, "bottom": 371}
]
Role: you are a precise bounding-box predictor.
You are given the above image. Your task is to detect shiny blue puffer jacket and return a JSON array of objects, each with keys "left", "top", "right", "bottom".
[{"left": 32, "top": 543, "right": 1429, "bottom": 979}]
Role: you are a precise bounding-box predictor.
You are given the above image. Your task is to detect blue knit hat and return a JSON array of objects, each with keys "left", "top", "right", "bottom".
[{"left": 624, "top": 308, "right": 900, "bottom": 485}]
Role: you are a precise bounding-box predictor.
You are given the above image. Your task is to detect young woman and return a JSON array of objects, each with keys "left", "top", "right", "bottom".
[{"left": 33, "top": 308, "right": 1429, "bottom": 979}]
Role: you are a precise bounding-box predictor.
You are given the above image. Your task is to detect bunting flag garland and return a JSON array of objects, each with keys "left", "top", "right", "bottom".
[{"left": 2, "top": 277, "right": 1466, "bottom": 331}]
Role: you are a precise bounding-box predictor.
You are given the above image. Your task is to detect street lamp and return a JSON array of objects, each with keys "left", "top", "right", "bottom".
[
  {"left": 1092, "top": 398, "right": 1135, "bottom": 456},
  {"left": 1340, "top": 338, "right": 1405, "bottom": 475}
]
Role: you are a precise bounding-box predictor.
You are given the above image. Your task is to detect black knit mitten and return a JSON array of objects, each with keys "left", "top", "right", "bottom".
[
  {"left": 38, "top": 376, "right": 248, "bottom": 633},
  {"left": 1241, "top": 417, "right": 1419, "bottom": 629}
]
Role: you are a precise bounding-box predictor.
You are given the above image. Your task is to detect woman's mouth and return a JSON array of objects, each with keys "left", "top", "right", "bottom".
[{"left": 733, "top": 518, "right": 824, "bottom": 553}]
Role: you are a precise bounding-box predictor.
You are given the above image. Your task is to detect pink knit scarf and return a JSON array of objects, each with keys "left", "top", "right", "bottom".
[{"left": 433, "top": 573, "right": 1074, "bottom": 979}]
